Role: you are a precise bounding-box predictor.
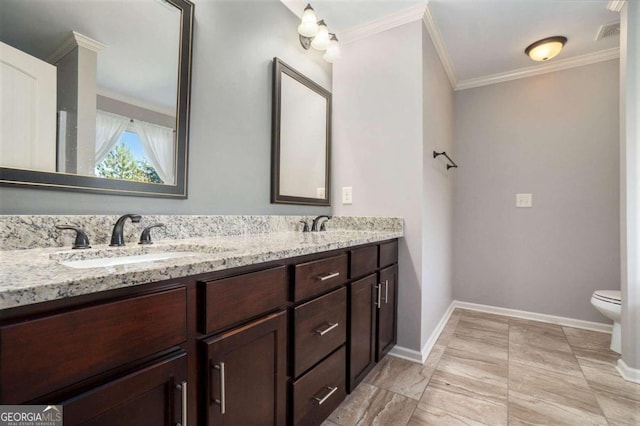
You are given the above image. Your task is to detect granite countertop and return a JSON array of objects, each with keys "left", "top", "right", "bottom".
[{"left": 0, "top": 229, "right": 402, "bottom": 310}]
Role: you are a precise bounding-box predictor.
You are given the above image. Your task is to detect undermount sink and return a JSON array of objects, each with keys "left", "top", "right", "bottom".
[{"left": 59, "top": 251, "right": 199, "bottom": 269}]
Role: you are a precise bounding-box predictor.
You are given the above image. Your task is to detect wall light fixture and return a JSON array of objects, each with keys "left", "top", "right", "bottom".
[
  {"left": 525, "top": 36, "right": 567, "bottom": 62},
  {"left": 297, "top": 4, "right": 339, "bottom": 62}
]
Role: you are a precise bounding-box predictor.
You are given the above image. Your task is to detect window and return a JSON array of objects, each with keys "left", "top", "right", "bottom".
[{"left": 95, "top": 129, "right": 164, "bottom": 184}]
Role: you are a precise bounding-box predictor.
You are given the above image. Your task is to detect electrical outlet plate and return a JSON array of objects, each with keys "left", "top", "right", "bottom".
[
  {"left": 516, "top": 193, "right": 533, "bottom": 208},
  {"left": 342, "top": 187, "right": 353, "bottom": 204}
]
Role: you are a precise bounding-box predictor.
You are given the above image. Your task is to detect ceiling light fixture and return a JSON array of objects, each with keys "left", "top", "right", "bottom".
[
  {"left": 297, "top": 4, "right": 339, "bottom": 63},
  {"left": 525, "top": 36, "right": 567, "bottom": 62}
]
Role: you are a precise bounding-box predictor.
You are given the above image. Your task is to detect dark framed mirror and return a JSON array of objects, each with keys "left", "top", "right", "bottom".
[
  {"left": 0, "top": 0, "right": 194, "bottom": 198},
  {"left": 271, "top": 57, "right": 331, "bottom": 206}
]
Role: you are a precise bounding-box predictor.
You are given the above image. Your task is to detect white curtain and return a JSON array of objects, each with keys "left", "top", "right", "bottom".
[
  {"left": 95, "top": 110, "right": 130, "bottom": 165},
  {"left": 134, "top": 120, "right": 176, "bottom": 185}
]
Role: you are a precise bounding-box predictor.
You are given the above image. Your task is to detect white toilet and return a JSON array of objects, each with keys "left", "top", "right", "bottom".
[{"left": 590, "top": 290, "right": 622, "bottom": 354}]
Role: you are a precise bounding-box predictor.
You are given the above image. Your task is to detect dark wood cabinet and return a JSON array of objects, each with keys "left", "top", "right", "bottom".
[
  {"left": 0, "top": 238, "right": 398, "bottom": 426},
  {"left": 347, "top": 241, "right": 399, "bottom": 388},
  {"left": 377, "top": 264, "right": 398, "bottom": 360},
  {"left": 348, "top": 274, "right": 377, "bottom": 392},
  {"left": 202, "top": 311, "right": 287, "bottom": 426},
  {"left": 61, "top": 351, "right": 187, "bottom": 426}
]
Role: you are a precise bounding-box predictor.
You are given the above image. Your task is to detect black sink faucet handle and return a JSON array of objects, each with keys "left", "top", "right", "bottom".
[
  {"left": 139, "top": 223, "right": 165, "bottom": 245},
  {"left": 299, "top": 220, "right": 310, "bottom": 233},
  {"left": 55, "top": 225, "right": 91, "bottom": 249}
]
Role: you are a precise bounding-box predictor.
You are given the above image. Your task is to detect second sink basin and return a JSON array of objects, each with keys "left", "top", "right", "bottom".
[{"left": 60, "top": 252, "right": 198, "bottom": 269}]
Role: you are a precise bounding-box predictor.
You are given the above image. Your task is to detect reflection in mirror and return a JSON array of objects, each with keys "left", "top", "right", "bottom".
[
  {"left": 0, "top": 0, "right": 193, "bottom": 197},
  {"left": 271, "top": 58, "right": 331, "bottom": 206}
]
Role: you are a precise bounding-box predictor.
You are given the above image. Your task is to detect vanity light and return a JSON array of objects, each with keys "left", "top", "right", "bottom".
[
  {"left": 310, "top": 20, "right": 330, "bottom": 50},
  {"left": 525, "top": 36, "right": 567, "bottom": 62},
  {"left": 297, "top": 4, "right": 319, "bottom": 38},
  {"left": 297, "top": 4, "right": 339, "bottom": 62},
  {"left": 323, "top": 34, "right": 340, "bottom": 63}
]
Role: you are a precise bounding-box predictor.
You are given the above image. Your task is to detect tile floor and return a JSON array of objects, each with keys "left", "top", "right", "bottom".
[{"left": 323, "top": 308, "right": 640, "bottom": 426}]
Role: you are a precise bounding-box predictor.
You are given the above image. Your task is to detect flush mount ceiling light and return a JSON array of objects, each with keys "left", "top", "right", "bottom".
[
  {"left": 297, "top": 3, "right": 339, "bottom": 63},
  {"left": 525, "top": 36, "right": 567, "bottom": 62}
]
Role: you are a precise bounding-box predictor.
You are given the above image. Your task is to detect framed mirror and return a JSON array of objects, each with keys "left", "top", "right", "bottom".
[
  {"left": 271, "top": 58, "right": 331, "bottom": 206},
  {"left": 0, "top": 0, "right": 194, "bottom": 198}
]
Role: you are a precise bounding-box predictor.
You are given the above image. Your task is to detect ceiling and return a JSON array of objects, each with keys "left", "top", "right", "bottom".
[
  {"left": 283, "top": 0, "right": 620, "bottom": 84},
  {"left": 0, "top": 0, "right": 180, "bottom": 113}
]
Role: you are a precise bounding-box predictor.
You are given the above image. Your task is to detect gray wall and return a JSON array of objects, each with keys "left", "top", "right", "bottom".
[
  {"left": 453, "top": 60, "right": 620, "bottom": 323},
  {"left": 421, "top": 25, "right": 455, "bottom": 347},
  {"left": 97, "top": 95, "right": 175, "bottom": 129},
  {"left": 332, "top": 21, "right": 424, "bottom": 352},
  {"left": 332, "top": 20, "right": 455, "bottom": 355},
  {"left": 0, "top": 0, "right": 331, "bottom": 216}
]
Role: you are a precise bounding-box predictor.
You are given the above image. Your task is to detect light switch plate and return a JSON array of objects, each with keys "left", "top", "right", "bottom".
[
  {"left": 516, "top": 193, "right": 533, "bottom": 208},
  {"left": 342, "top": 187, "right": 353, "bottom": 204}
]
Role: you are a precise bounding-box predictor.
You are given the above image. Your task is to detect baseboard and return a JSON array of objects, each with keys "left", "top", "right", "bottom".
[
  {"left": 452, "top": 301, "right": 613, "bottom": 333},
  {"left": 388, "top": 300, "right": 457, "bottom": 364},
  {"left": 616, "top": 359, "right": 640, "bottom": 384},
  {"left": 387, "top": 345, "right": 424, "bottom": 363}
]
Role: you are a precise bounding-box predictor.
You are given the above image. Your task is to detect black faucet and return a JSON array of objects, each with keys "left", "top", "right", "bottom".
[
  {"left": 110, "top": 214, "right": 142, "bottom": 246},
  {"left": 311, "top": 215, "right": 331, "bottom": 232}
]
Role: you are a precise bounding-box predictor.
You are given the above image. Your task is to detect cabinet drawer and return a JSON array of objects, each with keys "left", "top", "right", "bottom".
[
  {"left": 0, "top": 287, "right": 187, "bottom": 404},
  {"left": 291, "top": 346, "right": 346, "bottom": 426},
  {"left": 379, "top": 240, "right": 398, "bottom": 268},
  {"left": 350, "top": 245, "right": 378, "bottom": 279},
  {"left": 294, "top": 254, "right": 347, "bottom": 301},
  {"left": 199, "top": 266, "right": 287, "bottom": 335},
  {"left": 293, "top": 287, "right": 346, "bottom": 377}
]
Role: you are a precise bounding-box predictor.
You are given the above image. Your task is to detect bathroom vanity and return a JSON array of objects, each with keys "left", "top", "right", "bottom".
[{"left": 0, "top": 216, "right": 401, "bottom": 426}]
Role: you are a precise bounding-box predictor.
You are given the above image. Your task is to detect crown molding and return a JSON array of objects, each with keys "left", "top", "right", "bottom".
[
  {"left": 48, "top": 31, "right": 106, "bottom": 64},
  {"left": 607, "top": 0, "right": 625, "bottom": 12},
  {"left": 455, "top": 47, "right": 620, "bottom": 91},
  {"left": 422, "top": 3, "right": 457, "bottom": 89},
  {"left": 280, "top": 0, "right": 304, "bottom": 19},
  {"left": 338, "top": 3, "right": 426, "bottom": 45}
]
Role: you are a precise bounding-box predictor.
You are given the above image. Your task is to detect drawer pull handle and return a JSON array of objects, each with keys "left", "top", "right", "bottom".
[
  {"left": 314, "top": 386, "right": 338, "bottom": 405},
  {"left": 375, "top": 284, "right": 381, "bottom": 308},
  {"left": 318, "top": 272, "right": 340, "bottom": 281},
  {"left": 175, "top": 381, "right": 187, "bottom": 426},
  {"left": 384, "top": 279, "right": 389, "bottom": 304},
  {"left": 315, "top": 322, "right": 339, "bottom": 336},
  {"left": 213, "top": 362, "right": 226, "bottom": 414}
]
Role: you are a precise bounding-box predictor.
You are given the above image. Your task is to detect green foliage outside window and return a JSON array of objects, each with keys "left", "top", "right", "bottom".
[{"left": 96, "top": 142, "right": 164, "bottom": 184}]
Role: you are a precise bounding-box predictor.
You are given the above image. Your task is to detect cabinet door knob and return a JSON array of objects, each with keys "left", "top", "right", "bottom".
[
  {"left": 315, "top": 322, "right": 339, "bottom": 336},
  {"left": 314, "top": 386, "right": 338, "bottom": 405},
  {"left": 384, "top": 279, "right": 389, "bottom": 304},
  {"left": 375, "top": 284, "right": 381, "bottom": 308},
  {"left": 213, "top": 362, "right": 226, "bottom": 414}
]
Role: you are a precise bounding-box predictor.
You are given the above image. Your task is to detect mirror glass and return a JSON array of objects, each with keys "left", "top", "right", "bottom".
[
  {"left": 0, "top": 0, "right": 193, "bottom": 197},
  {"left": 271, "top": 58, "right": 331, "bottom": 206}
]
